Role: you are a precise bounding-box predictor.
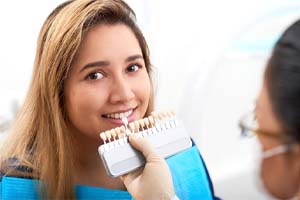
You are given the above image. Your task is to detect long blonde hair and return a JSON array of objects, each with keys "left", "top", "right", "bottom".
[{"left": 0, "top": 0, "right": 154, "bottom": 198}]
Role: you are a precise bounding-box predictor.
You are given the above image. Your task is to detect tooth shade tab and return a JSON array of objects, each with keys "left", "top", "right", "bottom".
[
  {"left": 105, "top": 130, "right": 112, "bottom": 142},
  {"left": 134, "top": 121, "right": 140, "bottom": 131},
  {"left": 167, "top": 111, "right": 173, "bottom": 117},
  {"left": 111, "top": 129, "right": 117, "bottom": 140},
  {"left": 171, "top": 110, "right": 176, "bottom": 116},
  {"left": 163, "top": 111, "right": 169, "bottom": 119},
  {"left": 139, "top": 119, "right": 145, "bottom": 127},
  {"left": 100, "top": 132, "right": 107, "bottom": 144},
  {"left": 151, "top": 111, "right": 158, "bottom": 118},
  {"left": 119, "top": 132, "right": 126, "bottom": 139},
  {"left": 137, "top": 119, "right": 144, "bottom": 131},
  {"left": 115, "top": 127, "right": 121, "bottom": 139},
  {"left": 129, "top": 122, "right": 135, "bottom": 132},
  {"left": 148, "top": 116, "right": 155, "bottom": 126},
  {"left": 158, "top": 113, "right": 165, "bottom": 120},
  {"left": 151, "top": 112, "right": 161, "bottom": 122},
  {"left": 120, "top": 126, "right": 126, "bottom": 133},
  {"left": 122, "top": 117, "right": 128, "bottom": 126},
  {"left": 144, "top": 118, "right": 150, "bottom": 128}
]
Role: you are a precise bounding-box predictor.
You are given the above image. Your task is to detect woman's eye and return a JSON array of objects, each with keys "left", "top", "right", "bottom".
[
  {"left": 86, "top": 72, "right": 104, "bottom": 80},
  {"left": 127, "top": 64, "right": 140, "bottom": 72}
]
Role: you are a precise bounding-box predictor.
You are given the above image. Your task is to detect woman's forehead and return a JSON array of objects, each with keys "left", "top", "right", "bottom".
[{"left": 70, "top": 24, "right": 143, "bottom": 72}]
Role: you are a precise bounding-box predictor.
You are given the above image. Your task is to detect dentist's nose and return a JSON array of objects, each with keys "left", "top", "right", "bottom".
[{"left": 109, "top": 77, "right": 135, "bottom": 104}]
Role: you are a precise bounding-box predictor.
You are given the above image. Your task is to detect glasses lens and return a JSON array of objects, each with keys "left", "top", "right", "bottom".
[{"left": 239, "top": 111, "right": 258, "bottom": 137}]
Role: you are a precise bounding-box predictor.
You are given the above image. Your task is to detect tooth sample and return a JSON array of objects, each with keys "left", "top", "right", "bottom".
[
  {"left": 129, "top": 122, "right": 135, "bottom": 133},
  {"left": 100, "top": 132, "right": 107, "bottom": 144},
  {"left": 151, "top": 111, "right": 157, "bottom": 117},
  {"left": 115, "top": 127, "right": 121, "bottom": 138},
  {"left": 134, "top": 121, "right": 140, "bottom": 132},
  {"left": 105, "top": 130, "right": 112, "bottom": 143},
  {"left": 111, "top": 129, "right": 117, "bottom": 141},
  {"left": 148, "top": 116, "right": 155, "bottom": 127},
  {"left": 171, "top": 110, "right": 176, "bottom": 116},
  {"left": 115, "top": 127, "right": 125, "bottom": 142},
  {"left": 122, "top": 117, "right": 128, "bottom": 126},
  {"left": 167, "top": 111, "right": 173, "bottom": 117},
  {"left": 120, "top": 126, "right": 126, "bottom": 134},
  {"left": 139, "top": 119, "right": 145, "bottom": 130},
  {"left": 144, "top": 118, "right": 150, "bottom": 129}
]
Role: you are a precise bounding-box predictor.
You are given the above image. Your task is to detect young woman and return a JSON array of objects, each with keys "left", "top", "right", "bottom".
[
  {"left": 239, "top": 19, "right": 300, "bottom": 199},
  {"left": 0, "top": 0, "right": 216, "bottom": 199}
]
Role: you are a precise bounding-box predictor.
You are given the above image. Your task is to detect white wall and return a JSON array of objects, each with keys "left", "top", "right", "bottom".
[{"left": 1, "top": 1, "right": 300, "bottom": 199}]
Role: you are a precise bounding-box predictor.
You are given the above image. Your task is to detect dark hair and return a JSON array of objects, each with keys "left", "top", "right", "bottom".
[{"left": 265, "top": 19, "right": 300, "bottom": 143}]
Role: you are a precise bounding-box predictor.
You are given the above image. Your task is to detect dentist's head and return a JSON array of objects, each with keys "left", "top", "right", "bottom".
[{"left": 240, "top": 19, "right": 300, "bottom": 199}]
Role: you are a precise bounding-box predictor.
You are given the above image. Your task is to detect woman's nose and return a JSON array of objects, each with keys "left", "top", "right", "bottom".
[{"left": 109, "top": 77, "right": 135, "bottom": 104}]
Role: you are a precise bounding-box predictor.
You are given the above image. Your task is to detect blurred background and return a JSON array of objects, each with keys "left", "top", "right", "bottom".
[{"left": 1, "top": 0, "right": 300, "bottom": 199}]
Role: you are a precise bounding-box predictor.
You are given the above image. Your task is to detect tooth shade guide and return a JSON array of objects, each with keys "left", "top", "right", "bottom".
[{"left": 98, "top": 110, "right": 192, "bottom": 177}]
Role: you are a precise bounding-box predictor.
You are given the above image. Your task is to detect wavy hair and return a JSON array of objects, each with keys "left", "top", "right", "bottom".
[{"left": 0, "top": 0, "right": 154, "bottom": 198}]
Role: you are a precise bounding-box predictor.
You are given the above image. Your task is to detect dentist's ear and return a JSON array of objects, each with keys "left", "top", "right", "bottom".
[{"left": 120, "top": 135, "right": 175, "bottom": 200}]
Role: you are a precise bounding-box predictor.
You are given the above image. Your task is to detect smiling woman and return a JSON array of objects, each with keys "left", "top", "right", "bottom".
[
  {"left": 0, "top": 0, "right": 217, "bottom": 199},
  {"left": 0, "top": 0, "right": 155, "bottom": 198}
]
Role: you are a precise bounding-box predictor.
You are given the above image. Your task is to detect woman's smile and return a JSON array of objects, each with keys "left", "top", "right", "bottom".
[{"left": 101, "top": 107, "right": 137, "bottom": 125}]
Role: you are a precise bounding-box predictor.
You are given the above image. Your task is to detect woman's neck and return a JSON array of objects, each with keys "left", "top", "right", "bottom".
[{"left": 72, "top": 131, "right": 126, "bottom": 190}]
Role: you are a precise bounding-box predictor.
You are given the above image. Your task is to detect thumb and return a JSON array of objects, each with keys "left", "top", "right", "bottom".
[{"left": 128, "top": 135, "right": 159, "bottom": 161}]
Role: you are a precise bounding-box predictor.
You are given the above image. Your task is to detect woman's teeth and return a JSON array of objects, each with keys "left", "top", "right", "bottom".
[{"left": 105, "top": 110, "right": 133, "bottom": 119}]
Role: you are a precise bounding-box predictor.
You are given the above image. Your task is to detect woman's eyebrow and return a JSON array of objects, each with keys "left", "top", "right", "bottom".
[
  {"left": 79, "top": 54, "right": 143, "bottom": 72},
  {"left": 125, "top": 54, "right": 143, "bottom": 62},
  {"left": 80, "top": 60, "right": 109, "bottom": 72}
]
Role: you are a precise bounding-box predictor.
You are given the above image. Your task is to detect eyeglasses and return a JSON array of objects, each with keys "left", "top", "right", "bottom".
[{"left": 238, "top": 110, "right": 293, "bottom": 159}]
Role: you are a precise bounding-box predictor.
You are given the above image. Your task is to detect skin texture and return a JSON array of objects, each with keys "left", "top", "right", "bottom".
[
  {"left": 64, "top": 24, "right": 151, "bottom": 189},
  {"left": 256, "top": 81, "right": 300, "bottom": 199}
]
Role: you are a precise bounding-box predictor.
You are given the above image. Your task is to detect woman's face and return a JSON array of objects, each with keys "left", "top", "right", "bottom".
[
  {"left": 64, "top": 24, "right": 151, "bottom": 143},
  {"left": 256, "top": 81, "right": 300, "bottom": 198}
]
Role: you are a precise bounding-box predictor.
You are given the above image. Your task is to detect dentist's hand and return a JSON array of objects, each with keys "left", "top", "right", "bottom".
[{"left": 120, "top": 135, "right": 175, "bottom": 200}]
